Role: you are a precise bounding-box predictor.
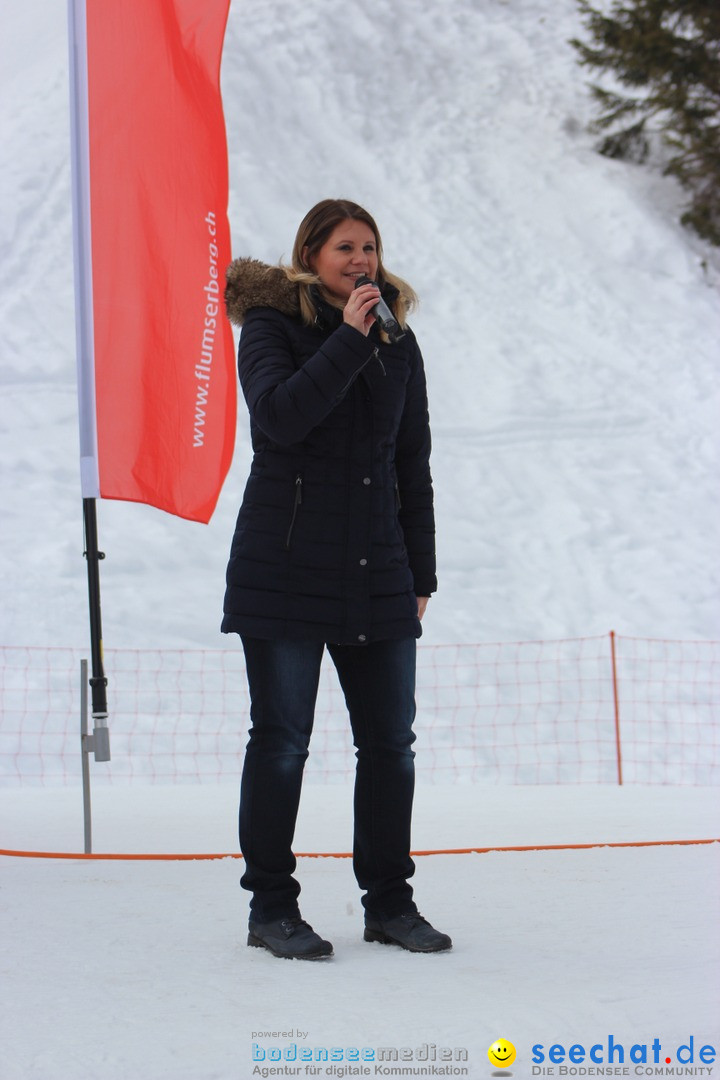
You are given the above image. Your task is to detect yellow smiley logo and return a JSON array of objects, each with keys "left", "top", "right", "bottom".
[{"left": 488, "top": 1039, "right": 517, "bottom": 1069}]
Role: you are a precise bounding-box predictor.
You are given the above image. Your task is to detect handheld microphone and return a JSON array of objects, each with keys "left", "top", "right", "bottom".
[{"left": 354, "top": 275, "right": 405, "bottom": 343}]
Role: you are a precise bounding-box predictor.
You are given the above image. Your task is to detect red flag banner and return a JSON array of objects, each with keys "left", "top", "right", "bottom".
[{"left": 69, "top": 0, "right": 236, "bottom": 523}]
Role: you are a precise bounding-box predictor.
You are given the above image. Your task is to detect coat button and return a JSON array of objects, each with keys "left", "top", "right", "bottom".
[
  {"left": 359, "top": 558, "right": 368, "bottom": 566},
  {"left": 358, "top": 634, "right": 367, "bottom": 642},
  {"left": 362, "top": 477, "right": 371, "bottom": 485}
]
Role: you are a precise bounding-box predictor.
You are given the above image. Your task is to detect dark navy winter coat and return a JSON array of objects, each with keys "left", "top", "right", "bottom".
[{"left": 221, "top": 259, "right": 436, "bottom": 644}]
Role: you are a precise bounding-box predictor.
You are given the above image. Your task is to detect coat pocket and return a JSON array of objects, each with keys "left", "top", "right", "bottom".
[{"left": 285, "top": 474, "right": 303, "bottom": 549}]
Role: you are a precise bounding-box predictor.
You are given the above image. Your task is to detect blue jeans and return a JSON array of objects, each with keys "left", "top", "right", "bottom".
[{"left": 239, "top": 636, "right": 418, "bottom": 922}]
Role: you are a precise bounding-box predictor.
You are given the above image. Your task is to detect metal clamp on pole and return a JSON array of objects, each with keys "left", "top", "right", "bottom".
[
  {"left": 80, "top": 658, "right": 112, "bottom": 854},
  {"left": 84, "top": 723, "right": 111, "bottom": 762}
]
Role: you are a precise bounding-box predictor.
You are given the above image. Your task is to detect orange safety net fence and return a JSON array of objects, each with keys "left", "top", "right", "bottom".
[{"left": 2, "top": 634, "right": 718, "bottom": 787}]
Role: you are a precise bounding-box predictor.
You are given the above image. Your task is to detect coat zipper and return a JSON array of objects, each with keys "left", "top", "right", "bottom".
[
  {"left": 286, "top": 474, "right": 303, "bottom": 549},
  {"left": 372, "top": 345, "right": 386, "bottom": 376}
]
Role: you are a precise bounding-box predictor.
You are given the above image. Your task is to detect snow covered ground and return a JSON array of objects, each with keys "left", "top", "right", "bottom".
[
  {"left": 1, "top": 0, "right": 719, "bottom": 1077},
  {"left": 2, "top": 784, "right": 719, "bottom": 1080}
]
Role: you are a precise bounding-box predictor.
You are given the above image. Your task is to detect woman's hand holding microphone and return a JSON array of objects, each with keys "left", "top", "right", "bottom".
[{"left": 343, "top": 280, "right": 382, "bottom": 336}]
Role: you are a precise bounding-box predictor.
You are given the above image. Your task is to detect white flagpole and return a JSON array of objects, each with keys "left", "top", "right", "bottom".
[
  {"left": 67, "top": 0, "right": 99, "bottom": 498},
  {"left": 67, "top": 0, "right": 109, "bottom": 756}
]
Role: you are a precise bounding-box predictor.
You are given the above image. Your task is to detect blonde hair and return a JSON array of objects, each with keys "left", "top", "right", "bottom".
[{"left": 282, "top": 199, "right": 417, "bottom": 328}]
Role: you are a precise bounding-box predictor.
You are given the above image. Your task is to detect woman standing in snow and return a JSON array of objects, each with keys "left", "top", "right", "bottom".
[{"left": 222, "top": 199, "right": 450, "bottom": 960}]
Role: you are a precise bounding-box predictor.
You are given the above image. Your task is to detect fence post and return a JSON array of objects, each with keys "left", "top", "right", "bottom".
[
  {"left": 609, "top": 630, "right": 623, "bottom": 785},
  {"left": 80, "top": 656, "right": 111, "bottom": 853}
]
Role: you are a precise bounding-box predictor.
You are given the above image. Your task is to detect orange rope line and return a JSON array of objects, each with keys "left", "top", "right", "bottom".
[{"left": 0, "top": 838, "right": 717, "bottom": 861}]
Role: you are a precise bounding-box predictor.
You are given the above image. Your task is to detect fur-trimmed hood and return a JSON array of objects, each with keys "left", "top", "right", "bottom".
[
  {"left": 225, "top": 256, "right": 404, "bottom": 329},
  {"left": 224, "top": 258, "right": 300, "bottom": 327}
]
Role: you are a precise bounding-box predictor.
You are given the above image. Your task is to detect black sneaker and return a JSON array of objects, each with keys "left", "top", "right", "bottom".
[
  {"left": 248, "top": 916, "right": 333, "bottom": 960},
  {"left": 364, "top": 913, "right": 452, "bottom": 953}
]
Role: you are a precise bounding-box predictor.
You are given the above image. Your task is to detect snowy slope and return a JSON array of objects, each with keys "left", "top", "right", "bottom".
[{"left": 1, "top": 0, "right": 719, "bottom": 652}]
